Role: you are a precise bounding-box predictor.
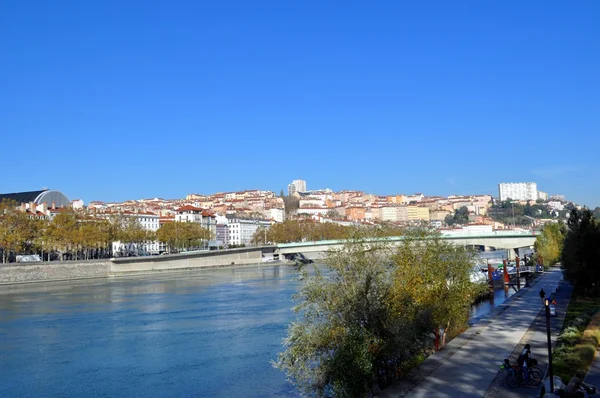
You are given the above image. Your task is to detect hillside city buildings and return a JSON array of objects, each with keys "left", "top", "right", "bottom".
[
  {"left": 287, "top": 179, "right": 307, "bottom": 196},
  {"left": 1, "top": 180, "right": 570, "bottom": 254},
  {"left": 498, "top": 182, "right": 544, "bottom": 202}
]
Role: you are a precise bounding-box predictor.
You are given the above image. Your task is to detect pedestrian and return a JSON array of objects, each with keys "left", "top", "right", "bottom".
[{"left": 539, "top": 288, "right": 546, "bottom": 305}]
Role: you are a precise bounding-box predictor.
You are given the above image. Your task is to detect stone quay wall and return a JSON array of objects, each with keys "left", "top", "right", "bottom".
[
  {"left": 0, "top": 260, "right": 111, "bottom": 284},
  {"left": 110, "top": 247, "right": 268, "bottom": 274},
  {"left": 0, "top": 246, "right": 276, "bottom": 284}
]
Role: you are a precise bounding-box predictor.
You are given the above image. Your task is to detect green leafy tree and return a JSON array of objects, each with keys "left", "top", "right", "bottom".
[
  {"left": 43, "top": 209, "right": 80, "bottom": 260},
  {"left": 275, "top": 231, "right": 484, "bottom": 396},
  {"left": 534, "top": 222, "right": 565, "bottom": 266},
  {"left": 156, "top": 221, "right": 210, "bottom": 253},
  {"left": 444, "top": 207, "right": 468, "bottom": 226},
  {"left": 0, "top": 200, "right": 40, "bottom": 263},
  {"left": 275, "top": 237, "right": 424, "bottom": 397},
  {"left": 561, "top": 208, "right": 600, "bottom": 295},
  {"left": 454, "top": 206, "right": 469, "bottom": 224},
  {"left": 391, "top": 233, "right": 484, "bottom": 349}
]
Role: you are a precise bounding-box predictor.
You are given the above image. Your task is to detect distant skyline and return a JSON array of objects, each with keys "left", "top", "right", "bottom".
[{"left": 2, "top": 1, "right": 599, "bottom": 207}]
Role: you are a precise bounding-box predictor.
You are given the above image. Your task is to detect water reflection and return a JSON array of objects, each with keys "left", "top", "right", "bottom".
[
  {"left": 0, "top": 265, "right": 302, "bottom": 398},
  {"left": 470, "top": 277, "right": 527, "bottom": 321}
]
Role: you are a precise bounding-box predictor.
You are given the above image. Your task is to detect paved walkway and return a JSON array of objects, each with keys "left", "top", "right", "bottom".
[
  {"left": 377, "top": 268, "right": 564, "bottom": 398},
  {"left": 485, "top": 274, "right": 573, "bottom": 397}
]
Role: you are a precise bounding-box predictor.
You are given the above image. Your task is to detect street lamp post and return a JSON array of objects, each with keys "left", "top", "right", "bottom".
[{"left": 545, "top": 298, "right": 554, "bottom": 393}]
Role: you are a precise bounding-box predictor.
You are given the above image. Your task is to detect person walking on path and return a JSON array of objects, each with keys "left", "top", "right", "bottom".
[{"left": 539, "top": 288, "right": 546, "bottom": 305}]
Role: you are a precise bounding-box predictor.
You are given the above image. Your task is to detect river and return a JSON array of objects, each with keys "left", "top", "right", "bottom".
[{"left": 0, "top": 261, "right": 519, "bottom": 397}]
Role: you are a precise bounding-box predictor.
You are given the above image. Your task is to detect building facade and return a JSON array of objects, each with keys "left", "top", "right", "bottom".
[
  {"left": 174, "top": 205, "right": 217, "bottom": 238},
  {"left": 498, "top": 182, "right": 538, "bottom": 202},
  {"left": 225, "top": 216, "right": 271, "bottom": 246},
  {"left": 287, "top": 179, "right": 307, "bottom": 196}
]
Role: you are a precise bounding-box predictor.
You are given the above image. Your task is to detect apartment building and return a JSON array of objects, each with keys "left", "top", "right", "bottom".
[
  {"left": 345, "top": 206, "right": 366, "bottom": 221},
  {"left": 174, "top": 205, "right": 217, "bottom": 239},
  {"left": 225, "top": 216, "right": 271, "bottom": 246},
  {"left": 288, "top": 179, "right": 307, "bottom": 195},
  {"left": 297, "top": 206, "right": 330, "bottom": 217},
  {"left": 407, "top": 205, "right": 430, "bottom": 222},
  {"left": 498, "top": 182, "right": 538, "bottom": 201}
]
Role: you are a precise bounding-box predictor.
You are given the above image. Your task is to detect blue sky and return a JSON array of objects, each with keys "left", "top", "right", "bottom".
[{"left": 2, "top": 1, "right": 599, "bottom": 206}]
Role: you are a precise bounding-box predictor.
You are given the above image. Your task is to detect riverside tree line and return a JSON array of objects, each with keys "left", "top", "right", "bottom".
[
  {"left": 0, "top": 200, "right": 212, "bottom": 263},
  {"left": 533, "top": 207, "right": 600, "bottom": 294},
  {"left": 274, "top": 231, "right": 488, "bottom": 397},
  {"left": 0, "top": 199, "right": 406, "bottom": 263}
]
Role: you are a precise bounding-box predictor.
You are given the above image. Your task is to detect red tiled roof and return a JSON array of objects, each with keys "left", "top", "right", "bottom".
[{"left": 175, "top": 205, "right": 204, "bottom": 212}]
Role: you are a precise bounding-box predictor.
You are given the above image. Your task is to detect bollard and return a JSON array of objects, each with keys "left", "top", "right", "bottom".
[{"left": 516, "top": 256, "right": 521, "bottom": 289}]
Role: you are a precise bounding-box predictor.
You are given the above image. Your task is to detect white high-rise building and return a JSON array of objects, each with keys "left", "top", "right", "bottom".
[
  {"left": 498, "top": 182, "right": 538, "bottom": 201},
  {"left": 287, "top": 179, "right": 307, "bottom": 196}
]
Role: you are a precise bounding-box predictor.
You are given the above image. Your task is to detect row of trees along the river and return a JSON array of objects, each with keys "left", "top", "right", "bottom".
[
  {"left": 534, "top": 207, "right": 600, "bottom": 296},
  {"left": 274, "top": 230, "right": 488, "bottom": 397},
  {"left": 251, "top": 219, "right": 407, "bottom": 245},
  {"left": 0, "top": 200, "right": 212, "bottom": 263}
]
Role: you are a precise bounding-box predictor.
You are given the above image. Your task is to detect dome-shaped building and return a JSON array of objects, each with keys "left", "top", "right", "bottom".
[{"left": 0, "top": 189, "right": 70, "bottom": 208}]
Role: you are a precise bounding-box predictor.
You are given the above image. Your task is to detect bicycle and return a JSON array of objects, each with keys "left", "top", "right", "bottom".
[{"left": 500, "top": 359, "right": 542, "bottom": 388}]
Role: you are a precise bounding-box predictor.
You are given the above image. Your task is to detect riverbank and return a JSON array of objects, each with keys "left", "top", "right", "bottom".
[
  {"left": 0, "top": 246, "right": 277, "bottom": 285},
  {"left": 0, "top": 260, "right": 111, "bottom": 285},
  {"left": 378, "top": 269, "right": 555, "bottom": 397}
]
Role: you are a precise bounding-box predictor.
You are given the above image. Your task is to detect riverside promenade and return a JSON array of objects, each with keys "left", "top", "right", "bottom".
[{"left": 378, "top": 267, "right": 565, "bottom": 398}]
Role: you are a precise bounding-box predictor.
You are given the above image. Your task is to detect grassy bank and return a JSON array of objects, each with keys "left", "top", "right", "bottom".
[{"left": 552, "top": 291, "right": 600, "bottom": 381}]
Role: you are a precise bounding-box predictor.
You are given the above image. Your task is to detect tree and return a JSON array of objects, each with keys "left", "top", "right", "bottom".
[
  {"left": 561, "top": 209, "right": 600, "bottom": 295},
  {"left": 275, "top": 231, "right": 484, "bottom": 396},
  {"left": 43, "top": 209, "right": 80, "bottom": 261},
  {"left": 274, "top": 237, "right": 425, "bottom": 397},
  {"left": 156, "top": 222, "right": 210, "bottom": 253},
  {"left": 444, "top": 207, "right": 468, "bottom": 226},
  {"left": 454, "top": 206, "right": 469, "bottom": 224},
  {"left": 251, "top": 226, "right": 268, "bottom": 245},
  {"left": 391, "top": 233, "right": 484, "bottom": 349},
  {"left": 0, "top": 201, "right": 39, "bottom": 263},
  {"left": 282, "top": 195, "right": 300, "bottom": 216},
  {"left": 534, "top": 222, "right": 565, "bottom": 267}
]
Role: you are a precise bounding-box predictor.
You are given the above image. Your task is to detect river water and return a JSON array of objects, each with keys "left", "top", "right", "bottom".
[{"left": 0, "top": 261, "right": 519, "bottom": 397}]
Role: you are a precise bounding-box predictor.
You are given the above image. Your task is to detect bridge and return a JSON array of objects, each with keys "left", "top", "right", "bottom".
[{"left": 276, "top": 231, "right": 538, "bottom": 258}]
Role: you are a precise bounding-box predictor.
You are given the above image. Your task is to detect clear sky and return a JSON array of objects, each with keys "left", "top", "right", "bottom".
[{"left": 2, "top": 1, "right": 599, "bottom": 206}]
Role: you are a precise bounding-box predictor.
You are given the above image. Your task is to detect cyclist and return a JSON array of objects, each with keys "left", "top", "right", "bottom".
[
  {"left": 517, "top": 348, "right": 533, "bottom": 381},
  {"left": 520, "top": 344, "right": 531, "bottom": 357}
]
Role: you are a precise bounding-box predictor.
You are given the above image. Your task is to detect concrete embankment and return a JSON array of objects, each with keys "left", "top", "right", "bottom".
[
  {"left": 109, "top": 247, "right": 268, "bottom": 275},
  {"left": 0, "top": 260, "right": 111, "bottom": 284},
  {"left": 0, "top": 246, "right": 276, "bottom": 284}
]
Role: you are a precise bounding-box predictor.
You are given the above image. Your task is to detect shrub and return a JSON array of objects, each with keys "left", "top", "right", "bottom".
[
  {"left": 558, "top": 327, "right": 581, "bottom": 346},
  {"left": 583, "top": 328, "right": 600, "bottom": 347},
  {"left": 553, "top": 311, "right": 600, "bottom": 382},
  {"left": 576, "top": 344, "right": 597, "bottom": 363}
]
